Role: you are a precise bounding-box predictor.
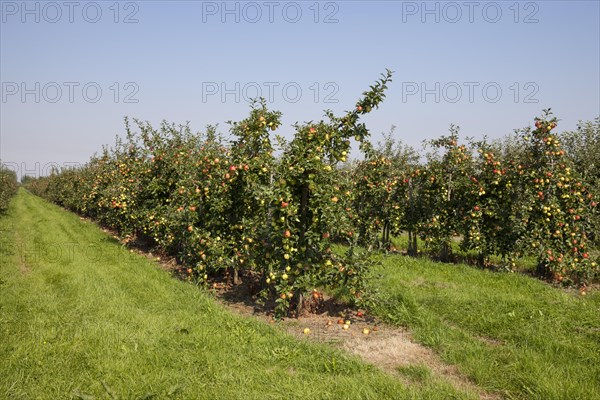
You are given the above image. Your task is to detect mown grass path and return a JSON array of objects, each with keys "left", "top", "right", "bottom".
[
  {"left": 0, "top": 189, "right": 476, "bottom": 399},
  {"left": 371, "top": 254, "right": 600, "bottom": 399}
]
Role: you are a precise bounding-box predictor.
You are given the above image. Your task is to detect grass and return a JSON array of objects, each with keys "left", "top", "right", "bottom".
[
  {"left": 5, "top": 188, "right": 598, "bottom": 399},
  {"left": 396, "top": 364, "right": 431, "bottom": 383},
  {"left": 394, "top": 364, "right": 467, "bottom": 397},
  {"left": 369, "top": 253, "right": 600, "bottom": 399},
  {"left": 0, "top": 189, "right": 475, "bottom": 400}
]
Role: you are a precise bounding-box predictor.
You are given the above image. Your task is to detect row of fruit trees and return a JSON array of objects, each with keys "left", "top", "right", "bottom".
[
  {"left": 0, "top": 166, "right": 18, "bottom": 212},
  {"left": 23, "top": 71, "right": 599, "bottom": 315}
]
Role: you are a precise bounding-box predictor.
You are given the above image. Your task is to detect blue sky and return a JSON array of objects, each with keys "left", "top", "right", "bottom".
[{"left": 1, "top": 0, "right": 599, "bottom": 179}]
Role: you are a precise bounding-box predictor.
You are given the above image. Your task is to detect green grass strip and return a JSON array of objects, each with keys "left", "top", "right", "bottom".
[
  {"left": 371, "top": 253, "right": 600, "bottom": 399},
  {"left": 0, "top": 189, "right": 476, "bottom": 399}
]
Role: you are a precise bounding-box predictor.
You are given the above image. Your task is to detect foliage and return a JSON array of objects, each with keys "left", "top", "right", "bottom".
[
  {"left": 352, "top": 127, "right": 419, "bottom": 250},
  {"left": 561, "top": 118, "right": 600, "bottom": 245},
  {"left": 0, "top": 165, "right": 18, "bottom": 212},
  {"left": 25, "top": 71, "right": 395, "bottom": 316},
  {"left": 516, "top": 111, "right": 597, "bottom": 282},
  {"left": 25, "top": 82, "right": 599, "bottom": 295}
]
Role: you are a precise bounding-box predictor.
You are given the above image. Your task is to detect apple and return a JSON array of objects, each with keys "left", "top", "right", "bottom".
[
  {"left": 284, "top": 230, "right": 291, "bottom": 238},
  {"left": 187, "top": 226, "right": 193, "bottom": 232},
  {"left": 303, "top": 328, "right": 311, "bottom": 335},
  {"left": 343, "top": 324, "right": 349, "bottom": 330},
  {"left": 362, "top": 328, "right": 370, "bottom": 335},
  {"left": 337, "top": 319, "right": 345, "bottom": 324},
  {"left": 331, "top": 196, "right": 339, "bottom": 203}
]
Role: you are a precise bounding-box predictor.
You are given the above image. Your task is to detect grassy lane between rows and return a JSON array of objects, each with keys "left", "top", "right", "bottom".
[
  {"left": 370, "top": 254, "right": 600, "bottom": 399},
  {"left": 0, "top": 189, "right": 476, "bottom": 399}
]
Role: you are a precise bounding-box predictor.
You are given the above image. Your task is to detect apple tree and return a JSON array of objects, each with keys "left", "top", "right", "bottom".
[{"left": 518, "top": 110, "right": 598, "bottom": 283}]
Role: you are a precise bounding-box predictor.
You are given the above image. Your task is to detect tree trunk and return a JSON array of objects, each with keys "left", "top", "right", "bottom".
[
  {"left": 299, "top": 183, "right": 309, "bottom": 240},
  {"left": 295, "top": 292, "right": 304, "bottom": 317},
  {"left": 413, "top": 234, "right": 418, "bottom": 256},
  {"left": 382, "top": 220, "right": 390, "bottom": 249},
  {"left": 407, "top": 230, "right": 412, "bottom": 255},
  {"left": 440, "top": 242, "right": 450, "bottom": 263},
  {"left": 233, "top": 268, "right": 242, "bottom": 285},
  {"left": 536, "top": 262, "right": 550, "bottom": 278},
  {"left": 477, "top": 252, "right": 485, "bottom": 267}
]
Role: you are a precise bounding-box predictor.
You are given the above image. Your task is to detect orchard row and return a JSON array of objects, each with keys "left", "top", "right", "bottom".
[
  {"left": 0, "top": 166, "right": 18, "bottom": 211},
  {"left": 23, "top": 71, "right": 599, "bottom": 314},
  {"left": 24, "top": 71, "right": 393, "bottom": 315},
  {"left": 354, "top": 115, "right": 598, "bottom": 285}
]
